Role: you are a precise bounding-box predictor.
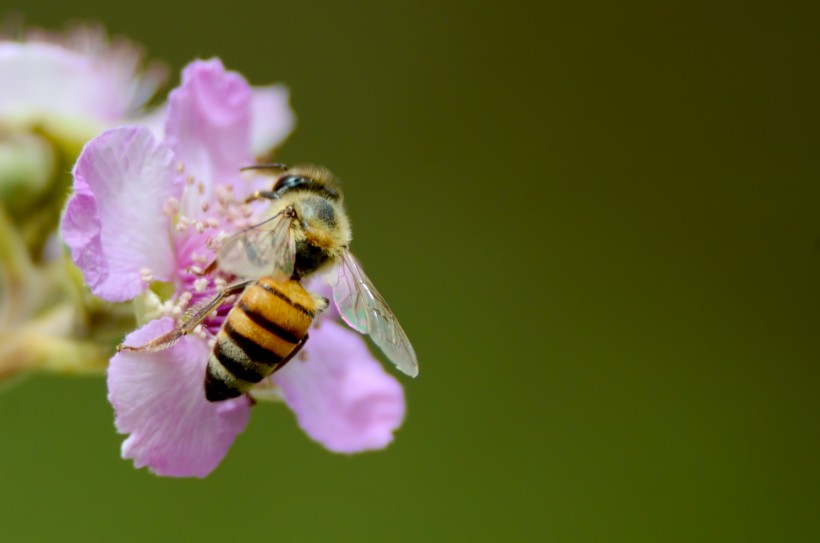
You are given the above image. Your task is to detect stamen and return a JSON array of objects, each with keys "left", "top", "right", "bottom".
[
  {"left": 139, "top": 267, "right": 153, "bottom": 283},
  {"left": 194, "top": 278, "right": 209, "bottom": 293},
  {"left": 215, "top": 184, "right": 234, "bottom": 205},
  {"left": 176, "top": 163, "right": 185, "bottom": 173},
  {"left": 175, "top": 216, "right": 191, "bottom": 232},
  {"left": 160, "top": 300, "right": 176, "bottom": 318},
  {"left": 206, "top": 231, "right": 229, "bottom": 250},
  {"left": 162, "top": 197, "right": 180, "bottom": 217}
]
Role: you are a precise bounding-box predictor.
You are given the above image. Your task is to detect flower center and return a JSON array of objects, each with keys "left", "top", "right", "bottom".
[{"left": 154, "top": 172, "right": 266, "bottom": 341}]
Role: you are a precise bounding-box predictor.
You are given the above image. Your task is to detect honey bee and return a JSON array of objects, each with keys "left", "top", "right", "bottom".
[{"left": 119, "top": 164, "right": 418, "bottom": 402}]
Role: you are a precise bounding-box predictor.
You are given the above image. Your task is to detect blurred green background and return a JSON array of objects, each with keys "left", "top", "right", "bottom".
[{"left": 1, "top": 1, "right": 819, "bottom": 541}]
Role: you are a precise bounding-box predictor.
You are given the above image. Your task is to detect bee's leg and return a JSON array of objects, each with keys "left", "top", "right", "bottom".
[
  {"left": 243, "top": 190, "right": 279, "bottom": 204},
  {"left": 117, "top": 280, "right": 252, "bottom": 353},
  {"left": 276, "top": 333, "right": 310, "bottom": 371},
  {"left": 311, "top": 295, "right": 330, "bottom": 315},
  {"left": 240, "top": 164, "right": 289, "bottom": 203},
  {"left": 244, "top": 393, "right": 257, "bottom": 407}
]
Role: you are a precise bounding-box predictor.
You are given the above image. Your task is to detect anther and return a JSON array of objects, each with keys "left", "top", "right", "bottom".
[
  {"left": 139, "top": 267, "right": 153, "bottom": 283},
  {"left": 163, "top": 197, "right": 180, "bottom": 217},
  {"left": 194, "top": 278, "right": 209, "bottom": 293}
]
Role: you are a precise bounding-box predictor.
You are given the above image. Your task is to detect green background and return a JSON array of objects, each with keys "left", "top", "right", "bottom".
[{"left": 2, "top": 1, "right": 819, "bottom": 541}]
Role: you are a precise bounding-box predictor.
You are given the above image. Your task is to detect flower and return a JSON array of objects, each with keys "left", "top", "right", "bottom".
[
  {"left": 0, "top": 23, "right": 167, "bottom": 150},
  {"left": 0, "top": 23, "right": 294, "bottom": 384},
  {"left": 0, "top": 24, "right": 169, "bottom": 381},
  {"left": 61, "top": 59, "right": 406, "bottom": 477}
]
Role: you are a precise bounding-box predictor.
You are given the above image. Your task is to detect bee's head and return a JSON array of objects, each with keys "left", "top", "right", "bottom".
[
  {"left": 290, "top": 194, "right": 341, "bottom": 237},
  {"left": 286, "top": 191, "right": 351, "bottom": 263}
]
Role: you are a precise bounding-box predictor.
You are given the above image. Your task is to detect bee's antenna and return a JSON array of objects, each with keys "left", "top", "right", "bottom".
[{"left": 240, "top": 163, "right": 289, "bottom": 172}]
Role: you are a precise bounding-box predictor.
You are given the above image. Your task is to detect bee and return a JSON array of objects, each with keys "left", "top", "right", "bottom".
[{"left": 119, "top": 164, "right": 418, "bottom": 402}]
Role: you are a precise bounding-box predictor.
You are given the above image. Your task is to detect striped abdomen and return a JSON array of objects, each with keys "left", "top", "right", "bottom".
[{"left": 205, "top": 277, "right": 316, "bottom": 402}]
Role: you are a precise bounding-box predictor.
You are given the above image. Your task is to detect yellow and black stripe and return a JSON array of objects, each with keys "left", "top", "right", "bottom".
[{"left": 205, "top": 278, "right": 316, "bottom": 402}]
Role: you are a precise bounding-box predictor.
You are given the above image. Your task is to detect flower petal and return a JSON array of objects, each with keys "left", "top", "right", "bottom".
[
  {"left": 273, "top": 320, "right": 405, "bottom": 453},
  {"left": 0, "top": 33, "right": 164, "bottom": 145},
  {"left": 164, "top": 59, "right": 253, "bottom": 203},
  {"left": 108, "top": 318, "right": 251, "bottom": 477},
  {"left": 0, "top": 43, "right": 108, "bottom": 126},
  {"left": 250, "top": 84, "right": 296, "bottom": 157},
  {"left": 62, "top": 126, "right": 180, "bottom": 302}
]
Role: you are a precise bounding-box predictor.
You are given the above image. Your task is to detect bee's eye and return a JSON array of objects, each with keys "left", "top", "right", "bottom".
[{"left": 274, "top": 175, "right": 309, "bottom": 193}]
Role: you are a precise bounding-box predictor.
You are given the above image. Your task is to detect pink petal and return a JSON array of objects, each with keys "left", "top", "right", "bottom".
[
  {"left": 62, "top": 126, "right": 180, "bottom": 302},
  {"left": 250, "top": 84, "right": 296, "bottom": 157},
  {"left": 273, "top": 320, "right": 406, "bottom": 453},
  {"left": 164, "top": 59, "right": 252, "bottom": 197},
  {"left": 0, "top": 42, "right": 133, "bottom": 125},
  {"left": 108, "top": 318, "right": 251, "bottom": 478}
]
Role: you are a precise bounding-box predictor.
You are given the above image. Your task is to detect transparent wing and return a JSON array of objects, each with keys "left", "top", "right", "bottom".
[
  {"left": 217, "top": 211, "right": 295, "bottom": 280},
  {"left": 330, "top": 251, "right": 419, "bottom": 377}
]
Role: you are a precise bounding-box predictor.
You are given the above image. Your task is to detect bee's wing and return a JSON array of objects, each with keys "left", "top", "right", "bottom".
[
  {"left": 330, "top": 251, "right": 419, "bottom": 377},
  {"left": 217, "top": 211, "right": 295, "bottom": 280}
]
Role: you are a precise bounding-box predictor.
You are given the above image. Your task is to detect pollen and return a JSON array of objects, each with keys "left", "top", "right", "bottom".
[
  {"left": 206, "top": 231, "right": 229, "bottom": 250},
  {"left": 194, "top": 277, "right": 209, "bottom": 293},
  {"left": 162, "top": 197, "right": 180, "bottom": 217},
  {"left": 139, "top": 267, "right": 153, "bottom": 283},
  {"left": 193, "top": 324, "right": 207, "bottom": 340},
  {"left": 175, "top": 216, "right": 191, "bottom": 232},
  {"left": 215, "top": 184, "right": 234, "bottom": 205},
  {"left": 191, "top": 251, "right": 209, "bottom": 264},
  {"left": 159, "top": 300, "right": 176, "bottom": 318},
  {"left": 176, "top": 162, "right": 185, "bottom": 173}
]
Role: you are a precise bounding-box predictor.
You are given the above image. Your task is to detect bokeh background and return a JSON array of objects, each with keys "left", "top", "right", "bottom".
[{"left": 1, "top": 1, "right": 819, "bottom": 541}]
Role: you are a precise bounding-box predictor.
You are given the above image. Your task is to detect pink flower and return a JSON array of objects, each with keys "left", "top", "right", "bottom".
[
  {"left": 0, "top": 24, "right": 167, "bottom": 147},
  {"left": 60, "top": 59, "right": 405, "bottom": 478}
]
